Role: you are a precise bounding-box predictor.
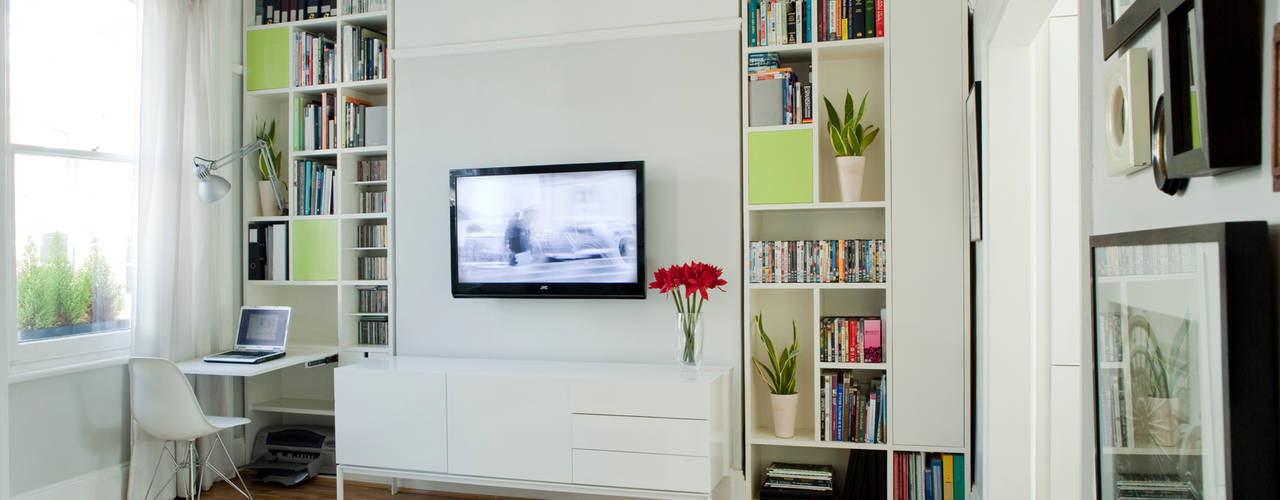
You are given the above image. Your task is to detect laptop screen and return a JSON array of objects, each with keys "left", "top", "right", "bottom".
[{"left": 236, "top": 307, "right": 291, "bottom": 349}]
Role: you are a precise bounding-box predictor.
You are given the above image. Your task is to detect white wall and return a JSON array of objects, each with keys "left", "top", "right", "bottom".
[
  {"left": 392, "top": 1, "right": 743, "bottom": 482},
  {"left": 7, "top": 366, "right": 130, "bottom": 497}
]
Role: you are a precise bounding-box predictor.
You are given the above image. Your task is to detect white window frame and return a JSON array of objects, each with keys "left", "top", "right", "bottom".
[{"left": 2, "top": 0, "right": 137, "bottom": 382}]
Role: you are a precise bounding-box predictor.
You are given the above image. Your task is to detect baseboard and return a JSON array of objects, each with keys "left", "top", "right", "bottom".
[{"left": 12, "top": 463, "right": 128, "bottom": 500}]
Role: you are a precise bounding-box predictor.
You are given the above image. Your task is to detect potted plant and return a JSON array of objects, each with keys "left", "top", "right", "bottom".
[
  {"left": 824, "top": 90, "right": 881, "bottom": 202},
  {"left": 649, "top": 262, "right": 728, "bottom": 369},
  {"left": 751, "top": 313, "right": 800, "bottom": 438},
  {"left": 1128, "top": 314, "right": 1190, "bottom": 448},
  {"left": 255, "top": 119, "right": 285, "bottom": 216}
]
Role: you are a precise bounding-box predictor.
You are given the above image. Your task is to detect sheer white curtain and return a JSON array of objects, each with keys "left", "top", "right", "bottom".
[{"left": 128, "top": 0, "right": 239, "bottom": 497}]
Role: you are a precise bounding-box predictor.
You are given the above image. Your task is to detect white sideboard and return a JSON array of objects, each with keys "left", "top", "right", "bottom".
[{"left": 334, "top": 357, "right": 731, "bottom": 499}]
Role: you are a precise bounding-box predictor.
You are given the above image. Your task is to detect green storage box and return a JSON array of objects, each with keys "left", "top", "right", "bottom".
[
  {"left": 748, "top": 130, "right": 814, "bottom": 204},
  {"left": 292, "top": 220, "right": 337, "bottom": 281},
  {"left": 246, "top": 28, "right": 289, "bottom": 91}
]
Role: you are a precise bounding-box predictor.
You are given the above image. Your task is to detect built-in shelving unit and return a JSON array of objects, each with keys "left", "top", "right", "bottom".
[
  {"left": 741, "top": 1, "right": 970, "bottom": 498},
  {"left": 238, "top": 0, "right": 394, "bottom": 457}
]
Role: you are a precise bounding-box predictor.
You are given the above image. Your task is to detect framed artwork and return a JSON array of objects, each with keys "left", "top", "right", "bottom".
[
  {"left": 1091, "top": 222, "right": 1277, "bottom": 499},
  {"left": 1100, "top": 0, "right": 1159, "bottom": 60},
  {"left": 965, "top": 82, "right": 982, "bottom": 242},
  {"left": 1272, "top": 22, "right": 1280, "bottom": 192}
]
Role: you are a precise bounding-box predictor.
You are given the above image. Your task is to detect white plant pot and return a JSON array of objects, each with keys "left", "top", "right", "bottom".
[
  {"left": 258, "top": 180, "right": 282, "bottom": 217},
  {"left": 836, "top": 155, "right": 867, "bottom": 202},
  {"left": 770, "top": 393, "right": 799, "bottom": 438}
]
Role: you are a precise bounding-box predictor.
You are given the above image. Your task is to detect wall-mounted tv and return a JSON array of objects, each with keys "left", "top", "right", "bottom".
[{"left": 450, "top": 161, "right": 645, "bottom": 298}]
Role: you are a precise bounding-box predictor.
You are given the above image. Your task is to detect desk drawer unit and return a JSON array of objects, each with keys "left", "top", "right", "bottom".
[
  {"left": 571, "top": 414, "right": 709, "bottom": 456},
  {"left": 572, "top": 449, "right": 711, "bottom": 493}
]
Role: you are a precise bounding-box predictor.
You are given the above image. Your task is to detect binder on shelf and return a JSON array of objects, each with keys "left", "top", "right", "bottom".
[{"left": 272, "top": 223, "right": 288, "bottom": 281}]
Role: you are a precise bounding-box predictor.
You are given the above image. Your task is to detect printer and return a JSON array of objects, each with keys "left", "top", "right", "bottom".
[{"left": 245, "top": 425, "right": 336, "bottom": 486}]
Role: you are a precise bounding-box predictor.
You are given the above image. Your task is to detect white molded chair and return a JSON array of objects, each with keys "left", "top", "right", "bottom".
[{"left": 129, "top": 357, "right": 253, "bottom": 500}]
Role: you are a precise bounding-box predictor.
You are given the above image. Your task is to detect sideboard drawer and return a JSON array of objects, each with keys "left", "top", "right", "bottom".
[
  {"left": 571, "top": 449, "right": 711, "bottom": 493},
  {"left": 572, "top": 414, "right": 708, "bottom": 456},
  {"left": 569, "top": 378, "right": 710, "bottom": 419}
]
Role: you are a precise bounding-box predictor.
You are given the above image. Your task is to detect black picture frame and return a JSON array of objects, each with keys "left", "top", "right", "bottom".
[
  {"left": 1100, "top": 0, "right": 1160, "bottom": 60},
  {"left": 1089, "top": 222, "right": 1277, "bottom": 499},
  {"left": 1158, "top": 0, "right": 1263, "bottom": 178},
  {"left": 965, "top": 82, "right": 982, "bottom": 242}
]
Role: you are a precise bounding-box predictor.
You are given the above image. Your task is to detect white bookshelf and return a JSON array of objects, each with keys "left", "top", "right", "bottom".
[
  {"left": 741, "top": 1, "right": 970, "bottom": 498},
  {"left": 238, "top": 0, "right": 395, "bottom": 462}
]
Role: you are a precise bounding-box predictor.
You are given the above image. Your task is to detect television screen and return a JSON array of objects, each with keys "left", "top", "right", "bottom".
[{"left": 450, "top": 161, "right": 644, "bottom": 298}]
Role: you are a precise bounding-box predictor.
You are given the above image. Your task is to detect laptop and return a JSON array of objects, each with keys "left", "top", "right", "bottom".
[{"left": 204, "top": 306, "right": 292, "bottom": 364}]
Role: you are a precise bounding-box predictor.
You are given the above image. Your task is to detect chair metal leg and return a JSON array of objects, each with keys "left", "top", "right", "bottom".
[
  {"left": 187, "top": 440, "right": 198, "bottom": 500},
  {"left": 141, "top": 441, "right": 171, "bottom": 500},
  {"left": 205, "top": 434, "right": 253, "bottom": 500}
]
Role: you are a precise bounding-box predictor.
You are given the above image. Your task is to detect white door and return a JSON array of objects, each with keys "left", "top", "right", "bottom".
[
  {"left": 446, "top": 373, "right": 571, "bottom": 482},
  {"left": 335, "top": 367, "right": 447, "bottom": 472}
]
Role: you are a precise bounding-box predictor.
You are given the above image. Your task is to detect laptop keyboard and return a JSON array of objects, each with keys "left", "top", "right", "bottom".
[{"left": 224, "top": 350, "right": 267, "bottom": 357}]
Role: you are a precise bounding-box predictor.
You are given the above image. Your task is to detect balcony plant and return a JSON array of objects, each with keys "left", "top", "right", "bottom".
[
  {"left": 751, "top": 313, "right": 800, "bottom": 438},
  {"left": 824, "top": 90, "right": 880, "bottom": 201}
]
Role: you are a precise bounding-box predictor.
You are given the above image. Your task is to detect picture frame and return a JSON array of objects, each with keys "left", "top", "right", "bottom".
[
  {"left": 965, "top": 82, "right": 982, "bottom": 242},
  {"left": 1272, "top": 22, "right": 1279, "bottom": 192},
  {"left": 1090, "top": 222, "right": 1277, "bottom": 500},
  {"left": 1100, "top": 0, "right": 1159, "bottom": 60}
]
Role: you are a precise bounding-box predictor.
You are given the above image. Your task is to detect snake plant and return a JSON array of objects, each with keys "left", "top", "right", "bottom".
[
  {"left": 751, "top": 313, "right": 799, "bottom": 395},
  {"left": 824, "top": 90, "right": 880, "bottom": 157}
]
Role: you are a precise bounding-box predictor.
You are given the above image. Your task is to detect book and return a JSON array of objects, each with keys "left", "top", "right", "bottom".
[
  {"left": 954, "top": 455, "right": 964, "bottom": 500},
  {"left": 271, "top": 223, "right": 287, "bottom": 280},
  {"left": 365, "top": 106, "right": 388, "bottom": 146},
  {"left": 875, "top": 0, "right": 885, "bottom": 36},
  {"left": 852, "top": 0, "right": 865, "bottom": 38},
  {"left": 942, "top": 455, "right": 954, "bottom": 500},
  {"left": 247, "top": 224, "right": 268, "bottom": 280}
]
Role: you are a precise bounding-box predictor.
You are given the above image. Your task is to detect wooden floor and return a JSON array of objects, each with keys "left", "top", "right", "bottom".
[{"left": 197, "top": 477, "right": 521, "bottom": 500}]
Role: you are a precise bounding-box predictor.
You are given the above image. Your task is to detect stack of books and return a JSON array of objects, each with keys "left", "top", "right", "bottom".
[
  {"left": 761, "top": 463, "right": 835, "bottom": 499},
  {"left": 1099, "top": 310, "right": 1123, "bottom": 362},
  {"left": 749, "top": 52, "right": 811, "bottom": 126},
  {"left": 817, "top": 0, "right": 885, "bottom": 41},
  {"left": 345, "top": 0, "right": 387, "bottom": 14},
  {"left": 356, "top": 159, "right": 388, "bottom": 182},
  {"left": 748, "top": 239, "right": 887, "bottom": 284},
  {"left": 820, "top": 315, "right": 883, "bottom": 363},
  {"left": 358, "top": 256, "right": 387, "bottom": 280},
  {"left": 1114, "top": 476, "right": 1197, "bottom": 500},
  {"left": 343, "top": 98, "right": 387, "bottom": 147},
  {"left": 297, "top": 94, "right": 336, "bottom": 150},
  {"left": 247, "top": 223, "right": 288, "bottom": 281},
  {"left": 820, "top": 373, "right": 885, "bottom": 443},
  {"left": 255, "top": 0, "right": 338, "bottom": 25},
  {"left": 357, "top": 191, "right": 387, "bottom": 214},
  {"left": 748, "top": 0, "right": 812, "bottom": 47},
  {"left": 1099, "top": 372, "right": 1130, "bottom": 447},
  {"left": 295, "top": 31, "right": 336, "bottom": 87},
  {"left": 357, "top": 224, "right": 387, "bottom": 248},
  {"left": 357, "top": 317, "right": 388, "bottom": 345},
  {"left": 357, "top": 286, "right": 388, "bottom": 313},
  {"left": 294, "top": 160, "right": 336, "bottom": 216},
  {"left": 894, "top": 452, "right": 964, "bottom": 500},
  {"left": 342, "top": 26, "right": 388, "bottom": 81}
]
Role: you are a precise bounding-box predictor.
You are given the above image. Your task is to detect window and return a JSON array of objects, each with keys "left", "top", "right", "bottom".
[{"left": 5, "top": 0, "right": 138, "bottom": 371}]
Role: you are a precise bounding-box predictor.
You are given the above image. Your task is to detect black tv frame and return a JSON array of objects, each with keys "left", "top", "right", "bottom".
[{"left": 449, "top": 161, "right": 646, "bottom": 299}]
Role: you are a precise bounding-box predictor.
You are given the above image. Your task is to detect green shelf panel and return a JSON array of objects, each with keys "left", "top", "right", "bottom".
[
  {"left": 292, "top": 220, "right": 337, "bottom": 281},
  {"left": 246, "top": 28, "right": 289, "bottom": 91},
  {"left": 748, "top": 130, "right": 814, "bottom": 204}
]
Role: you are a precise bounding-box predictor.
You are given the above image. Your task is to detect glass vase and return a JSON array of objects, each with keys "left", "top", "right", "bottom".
[{"left": 676, "top": 312, "right": 704, "bottom": 368}]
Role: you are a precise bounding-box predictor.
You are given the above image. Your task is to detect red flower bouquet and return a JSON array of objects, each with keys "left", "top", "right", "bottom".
[{"left": 650, "top": 262, "right": 728, "bottom": 365}]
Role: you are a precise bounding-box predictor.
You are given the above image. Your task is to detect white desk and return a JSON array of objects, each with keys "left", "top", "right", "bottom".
[{"left": 174, "top": 344, "right": 338, "bottom": 377}]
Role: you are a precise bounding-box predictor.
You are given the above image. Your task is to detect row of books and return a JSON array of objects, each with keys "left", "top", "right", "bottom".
[
  {"left": 297, "top": 94, "right": 337, "bottom": 151},
  {"left": 296, "top": 31, "right": 336, "bottom": 87},
  {"left": 1114, "top": 475, "right": 1198, "bottom": 500},
  {"left": 356, "top": 158, "right": 388, "bottom": 181},
  {"left": 344, "top": 98, "right": 388, "bottom": 147},
  {"left": 749, "top": 239, "right": 887, "bottom": 284},
  {"left": 748, "top": 55, "right": 811, "bottom": 126},
  {"left": 357, "top": 191, "right": 387, "bottom": 214},
  {"left": 748, "top": 0, "right": 811, "bottom": 47},
  {"left": 247, "top": 223, "right": 288, "bottom": 280},
  {"left": 1093, "top": 243, "right": 1200, "bottom": 277},
  {"left": 817, "top": 0, "right": 885, "bottom": 42},
  {"left": 1099, "top": 372, "right": 1131, "bottom": 448},
  {"left": 820, "top": 316, "right": 883, "bottom": 363},
  {"left": 820, "top": 372, "right": 884, "bottom": 443},
  {"left": 295, "top": 160, "right": 336, "bottom": 216},
  {"left": 345, "top": 0, "right": 386, "bottom": 14},
  {"left": 357, "top": 317, "right": 389, "bottom": 345},
  {"left": 894, "top": 453, "right": 964, "bottom": 500},
  {"left": 342, "top": 26, "right": 388, "bottom": 82},
  {"left": 356, "top": 286, "right": 388, "bottom": 314},
  {"left": 358, "top": 256, "right": 387, "bottom": 280},
  {"left": 255, "top": 0, "right": 337, "bottom": 25},
  {"left": 760, "top": 462, "right": 835, "bottom": 499},
  {"left": 1098, "top": 310, "right": 1123, "bottom": 363},
  {"left": 357, "top": 224, "right": 388, "bottom": 248}
]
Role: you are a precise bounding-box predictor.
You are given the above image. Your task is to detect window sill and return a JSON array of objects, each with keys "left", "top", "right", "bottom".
[{"left": 8, "top": 348, "right": 131, "bottom": 385}]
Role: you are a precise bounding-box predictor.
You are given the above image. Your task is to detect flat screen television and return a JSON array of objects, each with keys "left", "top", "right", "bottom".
[{"left": 450, "top": 161, "right": 645, "bottom": 298}]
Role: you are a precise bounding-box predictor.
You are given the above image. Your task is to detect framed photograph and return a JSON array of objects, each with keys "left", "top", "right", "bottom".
[
  {"left": 1090, "top": 222, "right": 1277, "bottom": 499},
  {"left": 1100, "top": 0, "right": 1159, "bottom": 60},
  {"left": 965, "top": 82, "right": 982, "bottom": 242}
]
